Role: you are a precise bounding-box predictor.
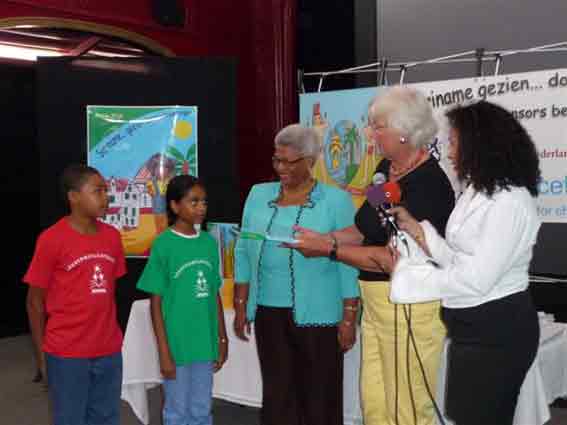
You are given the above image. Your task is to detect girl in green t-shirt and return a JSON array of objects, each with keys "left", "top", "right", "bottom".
[{"left": 137, "top": 175, "right": 228, "bottom": 425}]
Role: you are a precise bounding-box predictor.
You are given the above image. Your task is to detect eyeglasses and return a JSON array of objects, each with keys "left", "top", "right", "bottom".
[
  {"left": 365, "top": 123, "right": 388, "bottom": 139},
  {"left": 368, "top": 123, "right": 388, "bottom": 132},
  {"left": 272, "top": 156, "right": 306, "bottom": 168}
]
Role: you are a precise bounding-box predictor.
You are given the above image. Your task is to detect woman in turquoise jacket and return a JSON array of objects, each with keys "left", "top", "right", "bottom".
[{"left": 233, "top": 124, "right": 360, "bottom": 425}]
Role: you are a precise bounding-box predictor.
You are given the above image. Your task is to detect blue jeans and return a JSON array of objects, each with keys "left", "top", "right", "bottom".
[
  {"left": 162, "top": 361, "right": 213, "bottom": 425},
  {"left": 45, "top": 352, "right": 122, "bottom": 425}
]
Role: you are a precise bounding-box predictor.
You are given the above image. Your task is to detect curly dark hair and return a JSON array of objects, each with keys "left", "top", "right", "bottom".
[{"left": 446, "top": 101, "right": 540, "bottom": 197}]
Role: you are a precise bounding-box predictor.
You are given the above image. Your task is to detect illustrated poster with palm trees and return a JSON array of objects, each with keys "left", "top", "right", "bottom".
[
  {"left": 300, "top": 89, "right": 386, "bottom": 210},
  {"left": 87, "top": 105, "right": 198, "bottom": 257}
]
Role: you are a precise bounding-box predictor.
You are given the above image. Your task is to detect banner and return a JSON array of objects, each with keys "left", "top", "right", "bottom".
[
  {"left": 87, "top": 106, "right": 198, "bottom": 256},
  {"left": 300, "top": 68, "right": 567, "bottom": 223},
  {"left": 412, "top": 69, "right": 567, "bottom": 223}
]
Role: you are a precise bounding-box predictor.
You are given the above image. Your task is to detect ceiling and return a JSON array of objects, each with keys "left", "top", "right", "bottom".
[{"left": 0, "top": 26, "right": 159, "bottom": 64}]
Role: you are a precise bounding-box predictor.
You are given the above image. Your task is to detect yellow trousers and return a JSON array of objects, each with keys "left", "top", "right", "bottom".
[{"left": 359, "top": 281, "right": 446, "bottom": 425}]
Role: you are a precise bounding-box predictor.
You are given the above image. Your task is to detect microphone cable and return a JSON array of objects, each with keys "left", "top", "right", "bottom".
[
  {"left": 402, "top": 304, "right": 446, "bottom": 425},
  {"left": 392, "top": 234, "right": 407, "bottom": 425},
  {"left": 405, "top": 305, "right": 418, "bottom": 425},
  {"left": 393, "top": 232, "right": 447, "bottom": 425},
  {"left": 394, "top": 303, "right": 400, "bottom": 425}
]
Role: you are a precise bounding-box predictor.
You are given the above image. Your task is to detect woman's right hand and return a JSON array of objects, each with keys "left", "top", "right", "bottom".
[
  {"left": 160, "top": 354, "right": 176, "bottom": 380},
  {"left": 233, "top": 305, "right": 251, "bottom": 342},
  {"left": 286, "top": 225, "right": 332, "bottom": 258}
]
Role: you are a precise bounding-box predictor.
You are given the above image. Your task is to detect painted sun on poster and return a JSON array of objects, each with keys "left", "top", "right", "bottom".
[{"left": 87, "top": 106, "right": 198, "bottom": 257}]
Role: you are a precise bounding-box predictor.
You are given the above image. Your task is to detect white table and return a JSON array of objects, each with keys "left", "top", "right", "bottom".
[
  {"left": 122, "top": 300, "right": 567, "bottom": 425},
  {"left": 121, "top": 299, "right": 162, "bottom": 424}
]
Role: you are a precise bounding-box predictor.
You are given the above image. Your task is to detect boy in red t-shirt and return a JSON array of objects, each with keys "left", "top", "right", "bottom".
[{"left": 24, "top": 164, "right": 127, "bottom": 425}]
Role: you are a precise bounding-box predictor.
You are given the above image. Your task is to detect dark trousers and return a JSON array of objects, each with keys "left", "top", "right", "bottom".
[
  {"left": 442, "top": 290, "right": 540, "bottom": 425},
  {"left": 254, "top": 306, "right": 343, "bottom": 425}
]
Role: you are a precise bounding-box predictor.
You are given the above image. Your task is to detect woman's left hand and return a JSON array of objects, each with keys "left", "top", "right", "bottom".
[
  {"left": 388, "top": 206, "right": 420, "bottom": 236},
  {"left": 338, "top": 320, "right": 356, "bottom": 352},
  {"left": 214, "top": 338, "right": 228, "bottom": 372}
]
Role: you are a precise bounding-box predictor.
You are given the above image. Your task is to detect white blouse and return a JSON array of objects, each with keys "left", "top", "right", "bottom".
[{"left": 390, "top": 185, "right": 541, "bottom": 309}]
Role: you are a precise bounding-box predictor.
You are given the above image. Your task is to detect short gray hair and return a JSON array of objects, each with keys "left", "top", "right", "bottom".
[
  {"left": 274, "top": 124, "right": 322, "bottom": 159},
  {"left": 368, "top": 86, "right": 438, "bottom": 148}
]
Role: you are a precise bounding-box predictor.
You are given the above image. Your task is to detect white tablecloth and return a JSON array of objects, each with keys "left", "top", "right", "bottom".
[
  {"left": 121, "top": 300, "right": 162, "bottom": 424},
  {"left": 122, "top": 300, "right": 567, "bottom": 425}
]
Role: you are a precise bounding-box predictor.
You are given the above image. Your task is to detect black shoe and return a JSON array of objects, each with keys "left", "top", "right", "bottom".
[{"left": 32, "top": 369, "right": 43, "bottom": 383}]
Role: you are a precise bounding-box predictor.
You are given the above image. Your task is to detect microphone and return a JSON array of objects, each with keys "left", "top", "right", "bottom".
[
  {"left": 383, "top": 181, "right": 402, "bottom": 204},
  {"left": 367, "top": 181, "right": 440, "bottom": 267},
  {"left": 366, "top": 181, "right": 403, "bottom": 235}
]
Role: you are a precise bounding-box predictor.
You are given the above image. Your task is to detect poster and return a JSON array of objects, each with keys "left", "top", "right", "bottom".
[
  {"left": 207, "top": 222, "right": 238, "bottom": 309},
  {"left": 300, "top": 88, "right": 386, "bottom": 209},
  {"left": 87, "top": 105, "right": 198, "bottom": 256}
]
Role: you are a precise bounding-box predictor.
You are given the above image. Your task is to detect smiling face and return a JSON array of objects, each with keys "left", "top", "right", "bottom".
[
  {"left": 368, "top": 117, "right": 406, "bottom": 161},
  {"left": 272, "top": 144, "right": 313, "bottom": 189},
  {"left": 69, "top": 173, "right": 109, "bottom": 219},
  {"left": 170, "top": 184, "right": 208, "bottom": 228}
]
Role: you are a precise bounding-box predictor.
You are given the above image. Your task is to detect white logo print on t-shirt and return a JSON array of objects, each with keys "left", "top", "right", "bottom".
[
  {"left": 90, "top": 264, "right": 108, "bottom": 294},
  {"left": 195, "top": 270, "right": 209, "bottom": 298}
]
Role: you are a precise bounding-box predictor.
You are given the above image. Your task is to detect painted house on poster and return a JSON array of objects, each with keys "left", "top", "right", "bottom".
[{"left": 103, "top": 177, "right": 152, "bottom": 230}]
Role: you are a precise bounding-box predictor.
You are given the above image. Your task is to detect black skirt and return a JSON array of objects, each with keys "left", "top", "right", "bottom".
[{"left": 442, "top": 290, "right": 540, "bottom": 425}]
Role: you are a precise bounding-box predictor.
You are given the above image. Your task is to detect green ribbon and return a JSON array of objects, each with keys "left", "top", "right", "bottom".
[{"left": 238, "top": 231, "right": 266, "bottom": 241}]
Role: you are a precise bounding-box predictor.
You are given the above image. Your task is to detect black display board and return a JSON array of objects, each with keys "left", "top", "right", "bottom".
[{"left": 36, "top": 57, "right": 238, "bottom": 328}]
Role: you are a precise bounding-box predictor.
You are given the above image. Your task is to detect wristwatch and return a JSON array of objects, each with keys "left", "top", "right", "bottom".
[{"left": 329, "top": 234, "right": 338, "bottom": 261}]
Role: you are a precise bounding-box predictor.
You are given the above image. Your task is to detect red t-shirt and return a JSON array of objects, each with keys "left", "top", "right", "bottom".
[{"left": 24, "top": 218, "right": 127, "bottom": 358}]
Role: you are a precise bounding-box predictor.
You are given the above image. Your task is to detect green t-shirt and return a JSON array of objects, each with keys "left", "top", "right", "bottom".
[{"left": 137, "top": 229, "right": 221, "bottom": 365}]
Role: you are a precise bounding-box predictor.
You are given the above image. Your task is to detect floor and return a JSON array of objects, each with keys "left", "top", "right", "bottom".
[
  {"left": 1, "top": 335, "right": 259, "bottom": 425},
  {"left": 2, "top": 334, "right": 567, "bottom": 425}
]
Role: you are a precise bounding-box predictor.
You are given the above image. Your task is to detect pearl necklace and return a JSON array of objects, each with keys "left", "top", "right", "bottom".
[{"left": 389, "top": 149, "right": 429, "bottom": 181}]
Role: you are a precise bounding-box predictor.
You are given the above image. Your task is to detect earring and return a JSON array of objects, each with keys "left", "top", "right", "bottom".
[{"left": 400, "top": 137, "right": 407, "bottom": 144}]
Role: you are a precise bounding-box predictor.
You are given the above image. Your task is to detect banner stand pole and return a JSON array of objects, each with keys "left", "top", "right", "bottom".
[
  {"left": 297, "top": 69, "right": 305, "bottom": 94},
  {"left": 379, "top": 58, "right": 388, "bottom": 86},
  {"left": 399, "top": 65, "right": 407, "bottom": 84},
  {"left": 317, "top": 74, "right": 325, "bottom": 92},
  {"left": 475, "top": 47, "right": 485, "bottom": 77},
  {"left": 493, "top": 54, "right": 502, "bottom": 76},
  {"left": 300, "top": 41, "right": 567, "bottom": 92}
]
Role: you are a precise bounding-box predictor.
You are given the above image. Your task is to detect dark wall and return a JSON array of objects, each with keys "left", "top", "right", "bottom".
[
  {"left": 297, "top": 0, "right": 378, "bottom": 90},
  {"left": 354, "top": 0, "right": 378, "bottom": 88},
  {"left": 298, "top": 0, "right": 356, "bottom": 92},
  {"left": 0, "top": 64, "right": 37, "bottom": 337},
  {"left": 37, "top": 57, "right": 238, "bottom": 228}
]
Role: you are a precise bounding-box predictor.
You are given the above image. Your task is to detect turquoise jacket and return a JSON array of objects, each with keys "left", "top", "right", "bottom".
[{"left": 234, "top": 182, "right": 360, "bottom": 325}]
